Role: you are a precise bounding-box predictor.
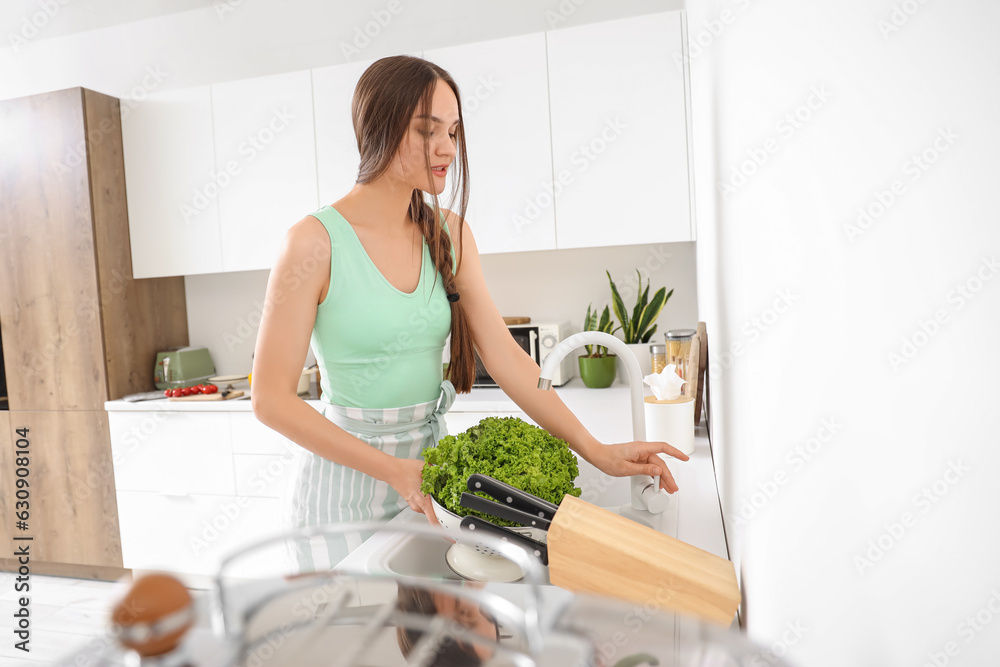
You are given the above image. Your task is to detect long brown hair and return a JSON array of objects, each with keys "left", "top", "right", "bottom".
[
  {"left": 395, "top": 585, "right": 482, "bottom": 665},
  {"left": 351, "top": 55, "right": 475, "bottom": 393}
]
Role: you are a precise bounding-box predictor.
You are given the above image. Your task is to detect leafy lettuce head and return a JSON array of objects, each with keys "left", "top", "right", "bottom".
[{"left": 420, "top": 416, "right": 582, "bottom": 527}]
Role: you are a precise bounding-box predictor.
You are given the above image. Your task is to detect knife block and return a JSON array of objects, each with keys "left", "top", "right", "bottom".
[{"left": 547, "top": 495, "right": 740, "bottom": 625}]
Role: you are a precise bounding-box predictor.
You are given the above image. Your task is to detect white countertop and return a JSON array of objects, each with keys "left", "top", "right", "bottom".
[{"left": 103, "top": 378, "right": 641, "bottom": 412}]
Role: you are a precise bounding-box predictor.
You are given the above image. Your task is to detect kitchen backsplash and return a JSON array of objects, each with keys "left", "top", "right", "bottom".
[{"left": 185, "top": 241, "right": 698, "bottom": 376}]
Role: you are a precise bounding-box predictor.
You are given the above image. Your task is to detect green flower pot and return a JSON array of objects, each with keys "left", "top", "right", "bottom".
[{"left": 578, "top": 355, "right": 617, "bottom": 388}]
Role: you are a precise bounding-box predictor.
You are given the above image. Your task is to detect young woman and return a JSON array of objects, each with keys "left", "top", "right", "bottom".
[{"left": 251, "top": 55, "right": 689, "bottom": 569}]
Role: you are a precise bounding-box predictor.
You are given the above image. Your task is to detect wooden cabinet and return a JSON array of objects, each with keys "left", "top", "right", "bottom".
[
  {"left": 424, "top": 33, "right": 556, "bottom": 254},
  {"left": 0, "top": 411, "right": 123, "bottom": 567},
  {"left": 547, "top": 11, "right": 692, "bottom": 248},
  {"left": 211, "top": 70, "right": 319, "bottom": 273},
  {"left": 0, "top": 87, "right": 189, "bottom": 575},
  {"left": 121, "top": 86, "right": 223, "bottom": 278}
]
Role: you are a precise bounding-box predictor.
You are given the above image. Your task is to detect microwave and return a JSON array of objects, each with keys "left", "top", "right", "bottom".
[{"left": 474, "top": 321, "right": 575, "bottom": 387}]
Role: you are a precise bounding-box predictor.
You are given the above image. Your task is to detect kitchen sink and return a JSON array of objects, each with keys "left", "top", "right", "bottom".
[
  {"left": 345, "top": 473, "right": 677, "bottom": 585},
  {"left": 382, "top": 532, "right": 463, "bottom": 580}
]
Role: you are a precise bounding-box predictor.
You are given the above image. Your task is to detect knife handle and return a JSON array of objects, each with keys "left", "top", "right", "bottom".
[
  {"left": 466, "top": 474, "right": 560, "bottom": 520},
  {"left": 460, "top": 493, "right": 551, "bottom": 530},
  {"left": 459, "top": 515, "right": 548, "bottom": 565}
]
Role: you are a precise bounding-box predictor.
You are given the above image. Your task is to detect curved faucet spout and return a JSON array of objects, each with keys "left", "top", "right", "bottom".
[{"left": 537, "top": 331, "right": 668, "bottom": 513}]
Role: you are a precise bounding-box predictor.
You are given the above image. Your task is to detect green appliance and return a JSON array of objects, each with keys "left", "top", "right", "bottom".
[{"left": 154, "top": 346, "right": 216, "bottom": 389}]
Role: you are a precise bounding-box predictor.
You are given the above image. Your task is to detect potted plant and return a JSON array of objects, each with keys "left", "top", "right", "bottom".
[
  {"left": 578, "top": 304, "right": 620, "bottom": 388},
  {"left": 607, "top": 269, "right": 673, "bottom": 381}
]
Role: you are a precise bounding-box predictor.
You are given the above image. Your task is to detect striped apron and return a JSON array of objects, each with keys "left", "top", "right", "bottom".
[{"left": 283, "top": 379, "right": 457, "bottom": 571}]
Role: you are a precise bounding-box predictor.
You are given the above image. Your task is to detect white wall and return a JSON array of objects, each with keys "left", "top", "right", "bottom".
[
  {"left": 0, "top": 0, "right": 697, "bottom": 378},
  {"left": 688, "top": 0, "right": 1000, "bottom": 664}
]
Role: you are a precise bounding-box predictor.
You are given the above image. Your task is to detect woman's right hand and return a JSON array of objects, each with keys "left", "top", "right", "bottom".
[{"left": 387, "top": 458, "right": 440, "bottom": 526}]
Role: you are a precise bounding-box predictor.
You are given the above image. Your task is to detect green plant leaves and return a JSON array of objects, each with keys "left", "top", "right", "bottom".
[
  {"left": 607, "top": 270, "right": 630, "bottom": 342},
  {"left": 635, "top": 286, "right": 671, "bottom": 343},
  {"left": 607, "top": 270, "right": 673, "bottom": 344},
  {"left": 583, "top": 302, "right": 618, "bottom": 356}
]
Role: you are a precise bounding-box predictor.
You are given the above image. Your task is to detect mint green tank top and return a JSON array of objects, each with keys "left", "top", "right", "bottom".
[{"left": 307, "top": 204, "right": 455, "bottom": 409}]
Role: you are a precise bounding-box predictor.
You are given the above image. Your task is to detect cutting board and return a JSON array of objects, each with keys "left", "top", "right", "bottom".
[
  {"left": 167, "top": 390, "right": 245, "bottom": 402},
  {"left": 502, "top": 316, "right": 531, "bottom": 325},
  {"left": 694, "top": 322, "right": 708, "bottom": 426},
  {"left": 546, "top": 495, "right": 740, "bottom": 626}
]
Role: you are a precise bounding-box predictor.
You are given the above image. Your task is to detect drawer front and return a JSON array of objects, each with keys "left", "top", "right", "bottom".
[
  {"left": 230, "top": 411, "right": 314, "bottom": 455},
  {"left": 233, "top": 452, "right": 301, "bottom": 498},
  {"left": 109, "top": 411, "right": 235, "bottom": 495},
  {"left": 116, "top": 490, "right": 283, "bottom": 577}
]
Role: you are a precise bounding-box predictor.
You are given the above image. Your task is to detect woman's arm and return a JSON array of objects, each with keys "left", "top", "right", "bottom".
[
  {"left": 251, "top": 216, "right": 437, "bottom": 521},
  {"left": 446, "top": 210, "right": 689, "bottom": 492}
]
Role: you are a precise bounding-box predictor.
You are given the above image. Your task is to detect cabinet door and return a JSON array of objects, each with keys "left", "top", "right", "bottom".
[
  {"left": 212, "top": 70, "right": 319, "bottom": 272},
  {"left": 0, "top": 88, "right": 109, "bottom": 411},
  {"left": 108, "top": 411, "right": 235, "bottom": 495},
  {"left": 547, "top": 11, "right": 692, "bottom": 249},
  {"left": 313, "top": 59, "right": 376, "bottom": 209},
  {"left": 424, "top": 33, "right": 556, "bottom": 254},
  {"left": 313, "top": 53, "right": 422, "bottom": 208},
  {"left": 115, "top": 490, "right": 282, "bottom": 577},
  {"left": 121, "top": 86, "right": 223, "bottom": 278},
  {"left": 0, "top": 410, "right": 123, "bottom": 568}
]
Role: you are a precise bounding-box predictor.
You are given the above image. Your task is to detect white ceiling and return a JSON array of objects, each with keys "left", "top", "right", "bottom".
[{"left": 1, "top": 0, "right": 217, "bottom": 43}]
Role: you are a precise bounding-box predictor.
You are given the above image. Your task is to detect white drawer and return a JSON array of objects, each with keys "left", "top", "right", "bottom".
[
  {"left": 108, "top": 411, "right": 235, "bottom": 495},
  {"left": 116, "top": 490, "right": 284, "bottom": 578},
  {"left": 233, "top": 453, "right": 300, "bottom": 498},
  {"left": 230, "top": 411, "right": 310, "bottom": 455}
]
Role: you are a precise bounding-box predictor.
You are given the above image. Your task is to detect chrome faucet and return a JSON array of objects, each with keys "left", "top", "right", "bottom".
[{"left": 537, "top": 331, "right": 669, "bottom": 513}]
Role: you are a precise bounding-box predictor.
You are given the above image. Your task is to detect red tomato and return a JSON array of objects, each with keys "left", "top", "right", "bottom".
[
  {"left": 163, "top": 390, "right": 171, "bottom": 397},
  {"left": 180, "top": 387, "right": 192, "bottom": 397},
  {"left": 206, "top": 385, "right": 218, "bottom": 394},
  {"left": 170, "top": 388, "right": 181, "bottom": 398},
  {"left": 199, "top": 385, "right": 211, "bottom": 394}
]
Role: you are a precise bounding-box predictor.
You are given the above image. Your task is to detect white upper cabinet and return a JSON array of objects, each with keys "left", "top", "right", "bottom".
[
  {"left": 211, "top": 70, "right": 319, "bottom": 273},
  {"left": 424, "top": 33, "right": 556, "bottom": 254},
  {"left": 547, "top": 11, "right": 692, "bottom": 249},
  {"left": 121, "top": 86, "right": 223, "bottom": 278},
  {"left": 121, "top": 14, "right": 693, "bottom": 278},
  {"left": 313, "top": 59, "right": 375, "bottom": 209},
  {"left": 313, "top": 53, "right": 421, "bottom": 209}
]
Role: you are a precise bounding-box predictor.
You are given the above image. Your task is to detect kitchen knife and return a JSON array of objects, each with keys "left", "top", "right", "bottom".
[
  {"left": 459, "top": 492, "right": 551, "bottom": 530},
  {"left": 459, "top": 515, "right": 548, "bottom": 565},
  {"left": 466, "top": 474, "right": 560, "bottom": 521}
]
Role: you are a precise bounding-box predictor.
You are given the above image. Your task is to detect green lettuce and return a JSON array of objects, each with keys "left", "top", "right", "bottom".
[{"left": 420, "top": 416, "right": 582, "bottom": 527}]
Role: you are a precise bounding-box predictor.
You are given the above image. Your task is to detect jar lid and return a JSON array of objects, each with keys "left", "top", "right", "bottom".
[
  {"left": 649, "top": 343, "right": 666, "bottom": 353},
  {"left": 665, "top": 328, "right": 697, "bottom": 340}
]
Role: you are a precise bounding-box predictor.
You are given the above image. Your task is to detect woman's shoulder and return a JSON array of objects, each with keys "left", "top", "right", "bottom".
[
  {"left": 438, "top": 207, "right": 468, "bottom": 237},
  {"left": 282, "top": 211, "right": 333, "bottom": 262}
]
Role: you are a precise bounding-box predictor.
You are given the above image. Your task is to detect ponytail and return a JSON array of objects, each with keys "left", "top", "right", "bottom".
[{"left": 409, "top": 191, "right": 475, "bottom": 393}]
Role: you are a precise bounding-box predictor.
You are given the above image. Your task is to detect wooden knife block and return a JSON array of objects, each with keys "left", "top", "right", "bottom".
[{"left": 547, "top": 495, "right": 740, "bottom": 626}]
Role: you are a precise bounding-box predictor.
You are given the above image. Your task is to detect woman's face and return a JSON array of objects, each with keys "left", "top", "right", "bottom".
[
  {"left": 393, "top": 79, "right": 459, "bottom": 196},
  {"left": 431, "top": 591, "right": 498, "bottom": 660}
]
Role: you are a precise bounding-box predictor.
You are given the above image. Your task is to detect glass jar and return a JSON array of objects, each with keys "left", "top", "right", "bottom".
[
  {"left": 649, "top": 343, "right": 667, "bottom": 374},
  {"left": 665, "top": 329, "right": 697, "bottom": 395}
]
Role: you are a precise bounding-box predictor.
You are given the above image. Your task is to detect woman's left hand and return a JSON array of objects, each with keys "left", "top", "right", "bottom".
[{"left": 585, "top": 441, "right": 690, "bottom": 493}]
